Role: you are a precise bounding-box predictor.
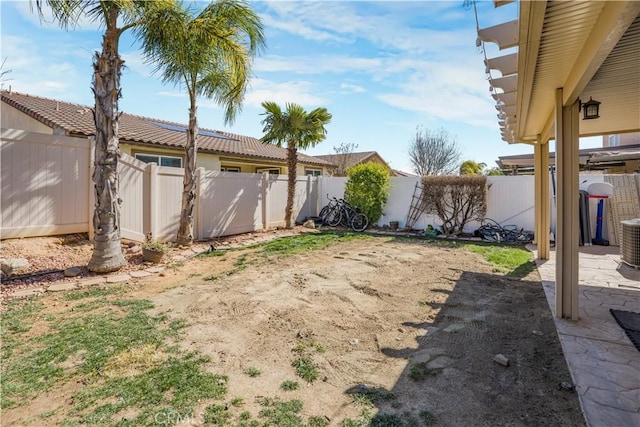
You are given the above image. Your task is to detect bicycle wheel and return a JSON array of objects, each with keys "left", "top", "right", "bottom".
[
  {"left": 326, "top": 208, "right": 342, "bottom": 227},
  {"left": 350, "top": 213, "right": 369, "bottom": 232},
  {"left": 319, "top": 206, "right": 330, "bottom": 223}
]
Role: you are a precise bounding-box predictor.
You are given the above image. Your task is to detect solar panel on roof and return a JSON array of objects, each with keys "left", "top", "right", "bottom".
[
  {"left": 149, "top": 121, "right": 238, "bottom": 141},
  {"left": 200, "top": 129, "right": 238, "bottom": 141}
]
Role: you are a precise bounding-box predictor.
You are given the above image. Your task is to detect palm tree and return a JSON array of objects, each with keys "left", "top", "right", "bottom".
[
  {"left": 459, "top": 160, "right": 486, "bottom": 175},
  {"left": 139, "top": 0, "right": 265, "bottom": 246},
  {"left": 33, "top": 0, "right": 173, "bottom": 272},
  {"left": 260, "top": 102, "right": 332, "bottom": 228}
]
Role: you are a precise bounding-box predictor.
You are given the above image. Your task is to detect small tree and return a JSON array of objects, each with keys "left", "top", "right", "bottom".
[
  {"left": 260, "top": 102, "right": 332, "bottom": 228},
  {"left": 408, "top": 127, "right": 461, "bottom": 176},
  {"left": 344, "top": 163, "right": 390, "bottom": 224},
  {"left": 422, "top": 175, "right": 487, "bottom": 235},
  {"left": 141, "top": 0, "right": 265, "bottom": 246},
  {"left": 331, "top": 142, "right": 359, "bottom": 176}
]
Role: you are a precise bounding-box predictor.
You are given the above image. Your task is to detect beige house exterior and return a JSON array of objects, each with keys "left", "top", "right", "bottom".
[
  {"left": 1, "top": 91, "right": 331, "bottom": 176},
  {"left": 478, "top": 1, "right": 640, "bottom": 320},
  {"left": 603, "top": 131, "right": 640, "bottom": 148},
  {"left": 314, "top": 151, "right": 398, "bottom": 176}
]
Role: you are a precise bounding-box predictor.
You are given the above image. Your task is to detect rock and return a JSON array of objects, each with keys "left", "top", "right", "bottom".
[
  {"left": 303, "top": 219, "right": 316, "bottom": 229},
  {"left": 126, "top": 245, "right": 142, "bottom": 254},
  {"left": 349, "top": 338, "right": 359, "bottom": 346},
  {"left": 64, "top": 267, "right": 82, "bottom": 277},
  {"left": 443, "top": 324, "right": 465, "bottom": 333},
  {"left": 493, "top": 354, "right": 510, "bottom": 367},
  {"left": 532, "top": 330, "right": 543, "bottom": 336},
  {"left": 1, "top": 258, "right": 30, "bottom": 275}
]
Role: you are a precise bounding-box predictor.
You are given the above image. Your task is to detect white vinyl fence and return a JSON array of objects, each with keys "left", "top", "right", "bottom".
[{"left": 2, "top": 129, "right": 637, "bottom": 244}]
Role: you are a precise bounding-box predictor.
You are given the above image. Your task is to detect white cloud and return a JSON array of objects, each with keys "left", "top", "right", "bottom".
[
  {"left": 0, "top": 35, "right": 85, "bottom": 98},
  {"left": 244, "top": 78, "right": 327, "bottom": 108},
  {"left": 255, "top": 55, "right": 382, "bottom": 74},
  {"left": 261, "top": 1, "right": 475, "bottom": 55},
  {"left": 11, "top": 0, "right": 102, "bottom": 31},
  {"left": 121, "top": 51, "right": 154, "bottom": 78},
  {"left": 377, "top": 57, "right": 498, "bottom": 129},
  {"left": 340, "top": 83, "right": 365, "bottom": 93}
]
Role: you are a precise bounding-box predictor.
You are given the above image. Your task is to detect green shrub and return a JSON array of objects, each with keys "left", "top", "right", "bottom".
[{"left": 344, "top": 163, "right": 391, "bottom": 224}]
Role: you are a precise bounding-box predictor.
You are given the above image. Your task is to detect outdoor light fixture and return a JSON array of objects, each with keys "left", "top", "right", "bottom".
[{"left": 581, "top": 97, "right": 601, "bottom": 120}]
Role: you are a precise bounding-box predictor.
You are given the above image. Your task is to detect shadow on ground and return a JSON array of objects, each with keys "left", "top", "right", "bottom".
[{"left": 343, "top": 237, "right": 586, "bottom": 426}]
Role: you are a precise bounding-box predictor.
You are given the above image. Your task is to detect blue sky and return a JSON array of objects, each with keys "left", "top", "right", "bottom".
[{"left": 0, "top": 0, "right": 601, "bottom": 173}]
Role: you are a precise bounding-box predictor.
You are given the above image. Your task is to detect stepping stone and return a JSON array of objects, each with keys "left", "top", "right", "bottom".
[{"left": 47, "top": 282, "right": 78, "bottom": 292}]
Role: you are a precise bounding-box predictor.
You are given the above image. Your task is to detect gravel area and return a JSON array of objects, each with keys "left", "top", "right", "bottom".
[{"left": 0, "top": 227, "right": 316, "bottom": 301}]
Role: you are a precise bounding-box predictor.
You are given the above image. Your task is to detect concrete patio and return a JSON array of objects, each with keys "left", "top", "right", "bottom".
[{"left": 532, "top": 244, "right": 640, "bottom": 427}]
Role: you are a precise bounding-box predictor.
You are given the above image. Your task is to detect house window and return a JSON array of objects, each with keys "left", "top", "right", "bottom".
[
  {"left": 135, "top": 153, "right": 183, "bottom": 168},
  {"left": 221, "top": 166, "right": 241, "bottom": 172},
  {"left": 305, "top": 168, "right": 322, "bottom": 176},
  {"left": 608, "top": 135, "right": 620, "bottom": 147},
  {"left": 256, "top": 167, "right": 280, "bottom": 175}
]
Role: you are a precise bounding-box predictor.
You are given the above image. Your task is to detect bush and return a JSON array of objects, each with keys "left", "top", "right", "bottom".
[
  {"left": 421, "top": 175, "right": 487, "bottom": 235},
  {"left": 344, "top": 163, "right": 391, "bottom": 224}
]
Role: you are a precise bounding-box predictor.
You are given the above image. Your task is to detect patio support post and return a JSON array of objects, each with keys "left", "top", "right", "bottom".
[
  {"left": 534, "top": 136, "right": 550, "bottom": 260},
  {"left": 555, "top": 88, "right": 580, "bottom": 320},
  {"left": 534, "top": 141, "right": 541, "bottom": 245}
]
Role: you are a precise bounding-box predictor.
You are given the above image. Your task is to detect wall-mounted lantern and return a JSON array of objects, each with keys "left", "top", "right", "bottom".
[{"left": 581, "top": 97, "right": 601, "bottom": 120}]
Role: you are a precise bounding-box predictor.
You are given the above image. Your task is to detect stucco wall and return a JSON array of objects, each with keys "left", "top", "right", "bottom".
[{"left": 1, "top": 103, "right": 55, "bottom": 134}]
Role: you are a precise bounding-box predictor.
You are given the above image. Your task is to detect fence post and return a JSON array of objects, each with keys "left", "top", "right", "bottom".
[
  {"left": 149, "top": 162, "right": 158, "bottom": 239},
  {"left": 88, "top": 136, "right": 95, "bottom": 241},
  {"left": 262, "top": 172, "right": 269, "bottom": 230},
  {"left": 306, "top": 174, "right": 312, "bottom": 218}
]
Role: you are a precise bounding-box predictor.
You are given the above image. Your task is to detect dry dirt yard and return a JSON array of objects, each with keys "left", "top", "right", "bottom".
[{"left": 1, "top": 231, "right": 585, "bottom": 426}]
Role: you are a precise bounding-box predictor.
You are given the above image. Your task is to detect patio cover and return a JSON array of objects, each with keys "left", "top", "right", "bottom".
[{"left": 477, "top": 1, "right": 640, "bottom": 319}]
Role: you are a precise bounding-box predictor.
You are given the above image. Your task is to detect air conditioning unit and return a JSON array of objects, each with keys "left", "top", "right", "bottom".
[{"left": 621, "top": 219, "right": 640, "bottom": 269}]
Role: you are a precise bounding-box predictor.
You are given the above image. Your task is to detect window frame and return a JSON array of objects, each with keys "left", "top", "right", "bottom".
[
  {"left": 608, "top": 134, "right": 620, "bottom": 147},
  {"left": 221, "top": 166, "right": 241, "bottom": 172},
  {"left": 305, "top": 168, "right": 322, "bottom": 177},
  {"left": 256, "top": 167, "right": 281, "bottom": 175},
  {"left": 134, "top": 152, "right": 183, "bottom": 168}
]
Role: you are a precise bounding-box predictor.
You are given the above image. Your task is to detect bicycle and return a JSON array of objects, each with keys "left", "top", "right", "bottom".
[
  {"left": 319, "top": 197, "right": 369, "bottom": 232},
  {"left": 475, "top": 218, "right": 533, "bottom": 244}
]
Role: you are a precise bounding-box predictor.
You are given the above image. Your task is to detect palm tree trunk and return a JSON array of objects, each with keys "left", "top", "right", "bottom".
[
  {"left": 176, "top": 93, "right": 199, "bottom": 246},
  {"left": 285, "top": 144, "right": 297, "bottom": 228},
  {"left": 88, "top": 7, "right": 126, "bottom": 273}
]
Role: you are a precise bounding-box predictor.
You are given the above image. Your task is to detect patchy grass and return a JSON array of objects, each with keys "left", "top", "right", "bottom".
[
  {"left": 419, "top": 409, "right": 437, "bottom": 426},
  {"left": 0, "top": 294, "right": 227, "bottom": 424},
  {"left": 254, "top": 231, "right": 369, "bottom": 257},
  {"left": 292, "top": 339, "right": 325, "bottom": 354},
  {"left": 408, "top": 362, "right": 443, "bottom": 381},
  {"left": 465, "top": 243, "right": 534, "bottom": 276},
  {"left": 64, "top": 286, "right": 125, "bottom": 301},
  {"left": 350, "top": 387, "right": 396, "bottom": 406},
  {"left": 292, "top": 357, "right": 319, "bottom": 383},
  {"left": 369, "top": 413, "right": 404, "bottom": 427},
  {"left": 244, "top": 366, "right": 262, "bottom": 377},
  {"left": 281, "top": 380, "right": 299, "bottom": 391}
]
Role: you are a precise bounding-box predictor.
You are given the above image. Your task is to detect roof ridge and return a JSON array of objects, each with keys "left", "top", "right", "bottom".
[
  {"left": 1, "top": 90, "right": 330, "bottom": 167},
  {"left": 1, "top": 90, "right": 90, "bottom": 110},
  {"left": 0, "top": 90, "right": 246, "bottom": 139}
]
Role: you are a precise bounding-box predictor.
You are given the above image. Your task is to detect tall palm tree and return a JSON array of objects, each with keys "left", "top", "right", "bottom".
[
  {"left": 140, "top": 0, "right": 265, "bottom": 246},
  {"left": 260, "top": 102, "right": 332, "bottom": 228},
  {"left": 33, "top": 0, "right": 173, "bottom": 272}
]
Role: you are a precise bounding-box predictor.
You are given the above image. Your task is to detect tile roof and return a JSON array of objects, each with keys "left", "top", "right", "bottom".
[
  {"left": 314, "top": 151, "right": 378, "bottom": 167},
  {"left": 1, "top": 91, "right": 330, "bottom": 167}
]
